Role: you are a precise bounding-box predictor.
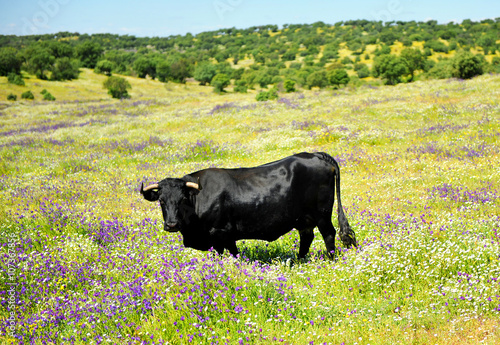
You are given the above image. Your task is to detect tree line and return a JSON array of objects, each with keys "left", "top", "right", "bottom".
[{"left": 1, "top": 18, "right": 499, "bottom": 97}]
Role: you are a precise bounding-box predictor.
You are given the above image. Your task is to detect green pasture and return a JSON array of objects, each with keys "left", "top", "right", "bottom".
[{"left": 0, "top": 72, "right": 499, "bottom": 344}]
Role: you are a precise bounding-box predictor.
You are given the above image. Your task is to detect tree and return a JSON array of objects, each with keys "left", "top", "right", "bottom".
[
  {"left": 256, "top": 71, "right": 272, "bottom": 88},
  {"left": 328, "top": 69, "right": 350, "bottom": 88},
  {"left": 51, "top": 57, "right": 80, "bottom": 81},
  {"left": 133, "top": 57, "right": 156, "bottom": 79},
  {"left": 211, "top": 73, "right": 230, "bottom": 93},
  {"left": 354, "top": 63, "right": 370, "bottom": 78},
  {"left": 103, "top": 76, "right": 131, "bottom": 99},
  {"left": 0, "top": 47, "right": 22, "bottom": 76},
  {"left": 400, "top": 48, "right": 425, "bottom": 81},
  {"left": 491, "top": 56, "right": 500, "bottom": 73},
  {"left": 76, "top": 41, "right": 103, "bottom": 68},
  {"left": 284, "top": 79, "right": 296, "bottom": 93},
  {"left": 306, "top": 70, "right": 328, "bottom": 89},
  {"left": 451, "top": 51, "right": 484, "bottom": 79},
  {"left": 372, "top": 54, "right": 408, "bottom": 85},
  {"left": 95, "top": 60, "right": 113, "bottom": 76},
  {"left": 156, "top": 61, "right": 171, "bottom": 82},
  {"left": 231, "top": 67, "right": 244, "bottom": 81},
  {"left": 194, "top": 62, "right": 217, "bottom": 85},
  {"left": 426, "top": 59, "right": 453, "bottom": 79},
  {"left": 27, "top": 47, "right": 54, "bottom": 80},
  {"left": 282, "top": 49, "right": 297, "bottom": 61},
  {"left": 47, "top": 41, "right": 74, "bottom": 59},
  {"left": 477, "top": 34, "right": 497, "bottom": 55},
  {"left": 169, "top": 59, "right": 192, "bottom": 83}
]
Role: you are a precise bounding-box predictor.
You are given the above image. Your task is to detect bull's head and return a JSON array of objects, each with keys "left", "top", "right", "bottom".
[{"left": 140, "top": 178, "right": 201, "bottom": 232}]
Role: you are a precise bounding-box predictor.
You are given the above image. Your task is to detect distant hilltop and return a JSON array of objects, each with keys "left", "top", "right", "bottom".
[{"left": 1, "top": 19, "right": 499, "bottom": 92}]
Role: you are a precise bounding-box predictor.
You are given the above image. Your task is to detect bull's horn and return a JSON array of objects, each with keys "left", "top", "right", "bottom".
[
  {"left": 186, "top": 177, "right": 202, "bottom": 190},
  {"left": 141, "top": 183, "right": 159, "bottom": 192},
  {"left": 186, "top": 182, "right": 200, "bottom": 190}
]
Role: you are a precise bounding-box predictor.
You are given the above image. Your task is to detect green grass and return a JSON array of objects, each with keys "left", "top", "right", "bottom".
[{"left": 0, "top": 71, "right": 499, "bottom": 344}]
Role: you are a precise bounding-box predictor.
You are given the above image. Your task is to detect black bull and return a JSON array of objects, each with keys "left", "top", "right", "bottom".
[{"left": 140, "top": 152, "right": 357, "bottom": 258}]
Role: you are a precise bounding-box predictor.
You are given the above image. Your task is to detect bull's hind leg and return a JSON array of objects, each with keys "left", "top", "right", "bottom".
[
  {"left": 317, "top": 217, "right": 337, "bottom": 258},
  {"left": 298, "top": 227, "right": 314, "bottom": 258}
]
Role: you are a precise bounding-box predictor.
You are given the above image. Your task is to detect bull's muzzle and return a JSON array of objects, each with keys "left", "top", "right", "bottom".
[{"left": 165, "top": 222, "right": 179, "bottom": 232}]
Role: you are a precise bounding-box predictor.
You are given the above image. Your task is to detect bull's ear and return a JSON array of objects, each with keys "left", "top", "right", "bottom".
[{"left": 140, "top": 183, "right": 160, "bottom": 202}]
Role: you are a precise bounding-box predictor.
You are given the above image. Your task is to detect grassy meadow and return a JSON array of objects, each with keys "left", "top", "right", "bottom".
[{"left": 1, "top": 70, "right": 499, "bottom": 344}]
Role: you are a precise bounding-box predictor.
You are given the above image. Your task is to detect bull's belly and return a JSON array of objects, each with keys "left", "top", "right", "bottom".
[{"left": 231, "top": 215, "right": 315, "bottom": 242}]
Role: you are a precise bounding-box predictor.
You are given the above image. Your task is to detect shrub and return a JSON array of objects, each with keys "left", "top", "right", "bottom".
[
  {"left": 256, "top": 87, "right": 278, "bottom": 101},
  {"left": 43, "top": 92, "right": 56, "bottom": 101},
  {"left": 21, "top": 90, "right": 34, "bottom": 100},
  {"left": 234, "top": 79, "right": 248, "bottom": 93},
  {"left": 451, "top": 51, "right": 484, "bottom": 79},
  {"left": 103, "top": 76, "right": 131, "bottom": 99},
  {"left": 7, "top": 72, "right": 25, "bottom": 86},
  {"left": 7, "top": 93, "right": 17, "bottom": 101}
]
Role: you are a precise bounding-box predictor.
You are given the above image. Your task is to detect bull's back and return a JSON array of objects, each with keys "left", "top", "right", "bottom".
[{"left": 190, "top": 152, "right": 336, "bottom": 240}]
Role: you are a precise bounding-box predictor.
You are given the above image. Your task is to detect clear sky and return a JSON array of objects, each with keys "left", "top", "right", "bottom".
[{"left": 1, "top": 0, "right": 499, "bottom": 37}]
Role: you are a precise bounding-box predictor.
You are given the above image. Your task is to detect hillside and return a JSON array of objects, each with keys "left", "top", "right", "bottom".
[{"left": 1, "top": 19, "right": 500, "bottom": 98}]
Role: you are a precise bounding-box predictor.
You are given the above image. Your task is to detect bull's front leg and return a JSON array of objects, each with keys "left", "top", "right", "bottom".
[
  {"left": 212, "top": 241, "right": 238, "bottom": 256},
  {"left": 210, "top": 227, "right": 239, "bottom": 257},
  {"left": 225, "top": 241, "right": 239, "bottom": 257}
]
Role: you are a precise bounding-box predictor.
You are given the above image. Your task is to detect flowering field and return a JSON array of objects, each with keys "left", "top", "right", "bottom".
[{"left": 1, "top": 72, "right": 499, "bottom": 344}]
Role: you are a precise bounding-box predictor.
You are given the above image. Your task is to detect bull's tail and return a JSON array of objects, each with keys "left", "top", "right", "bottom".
[
  {"left": 334, "top": 161, "right": 357, "bottom": 248},
  {"left": 317, "top": 152, "right": 357, "bottom": 248}
]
